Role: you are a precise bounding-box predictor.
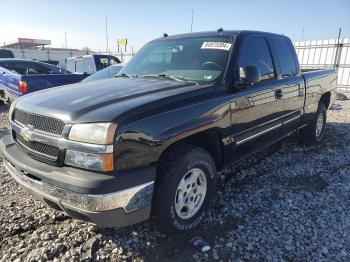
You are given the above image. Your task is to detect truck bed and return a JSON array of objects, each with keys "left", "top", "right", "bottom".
[
  {"left": 0, "top": 66, "right": 87, "bottom": 103},
  {"left": 302, "top": 68, "right": 337, "bottom": 117}
]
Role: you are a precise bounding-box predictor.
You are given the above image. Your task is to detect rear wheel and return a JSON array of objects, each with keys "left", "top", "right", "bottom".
[
  {"left": 300, "top": 103, "right": 327, "bottom": 145},
  {"left": 152, "top": 145, "right": 217, "bottom": 235}
]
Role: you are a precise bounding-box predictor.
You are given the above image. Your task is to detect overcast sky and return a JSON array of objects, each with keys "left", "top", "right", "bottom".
[{"left": 1, "top": 0, "right": 349, "bottom": 52}]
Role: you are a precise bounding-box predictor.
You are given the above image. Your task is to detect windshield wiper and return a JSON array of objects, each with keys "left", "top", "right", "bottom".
[
  {"left": 143, "top": 74, "right": 187, "bottom": 82},
  {"left": 115, "top": 73, "right": 137, "bottom": 78}
]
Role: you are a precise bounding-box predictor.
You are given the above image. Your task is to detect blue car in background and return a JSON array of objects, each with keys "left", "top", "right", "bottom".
[
  {"left": 81, "top": 63, "right": 124, "bottom": 83},
  {"left": 0, "top": 59, "right": 88, "bottom": 103}
]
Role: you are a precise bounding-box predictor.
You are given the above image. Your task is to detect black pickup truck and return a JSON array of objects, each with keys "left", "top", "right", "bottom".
[{"left": 0, "top": 30, "right": 336, "bottom": 234}]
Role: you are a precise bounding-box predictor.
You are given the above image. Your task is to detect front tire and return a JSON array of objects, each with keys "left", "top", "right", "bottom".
[
  {"left": 300, "top": 103, "right": 327, "bottom": 145},
  {"left": 152, "top": 145, "right": 217, "bottom": 235}
]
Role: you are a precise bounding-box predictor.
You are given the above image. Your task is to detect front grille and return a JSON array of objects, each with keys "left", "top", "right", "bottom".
[
  {"left": 13, "top": 109, "right": 65, "bottom": 135},
  {"left": 16, "top": 132, "right": 59, "bottom": 159}
]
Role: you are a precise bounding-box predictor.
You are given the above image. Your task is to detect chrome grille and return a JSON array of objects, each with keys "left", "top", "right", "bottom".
[
  {"left": 16, "top": 132, "right": 59, "bottom": 159},
  {"left": 13, "top": 109, "right": 65, "bottom": 135}
]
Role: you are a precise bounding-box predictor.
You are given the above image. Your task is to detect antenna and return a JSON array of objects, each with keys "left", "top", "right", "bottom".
[{"left": 217, "top": 28, "right": 224, "bottom": 35}]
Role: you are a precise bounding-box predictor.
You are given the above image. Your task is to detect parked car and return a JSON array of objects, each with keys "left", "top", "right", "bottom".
[
  {"left": 0, "top": 30, "right": 336, "bottom": 235},
  {"left": 0, "top": 59, "right": 87, "bottom": 103},
  {"left": 66, "top": 54, "right": 121, "bottom": 75},
  {"left": 0, "top": 49, "right": 15, "bottom": 58},
  {"left": 81, "top": 63, "right": 124, "bottom": 83}
]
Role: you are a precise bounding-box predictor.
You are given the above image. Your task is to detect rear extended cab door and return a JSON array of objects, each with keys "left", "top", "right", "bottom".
[
  {"left": 226, "top": 34, "right": 284, "bottom": 163},
  {"left": 268, "top": 37, "right": 305, "bottom": 131}
]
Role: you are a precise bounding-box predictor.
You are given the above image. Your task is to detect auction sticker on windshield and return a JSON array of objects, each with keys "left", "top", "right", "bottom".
[{"left": 201, "top": 42, "right": 231, "bottom": 50}]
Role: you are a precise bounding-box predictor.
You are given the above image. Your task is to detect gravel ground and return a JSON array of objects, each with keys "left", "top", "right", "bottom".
[{"left": 1, "top": 98, "right": 350, "bottom": 262}]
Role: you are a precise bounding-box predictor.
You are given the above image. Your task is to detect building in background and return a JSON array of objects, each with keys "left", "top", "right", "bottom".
[
  {"left": 0, "top": 38, "right": 93, "bottom": 67},
  {"left": 1, "top": 38, "right": 51, "bottom": 50}
]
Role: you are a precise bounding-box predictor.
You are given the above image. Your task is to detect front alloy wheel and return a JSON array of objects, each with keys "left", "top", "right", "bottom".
[{"left": 175, "top": 168, "right": 207, "bottom": 219}]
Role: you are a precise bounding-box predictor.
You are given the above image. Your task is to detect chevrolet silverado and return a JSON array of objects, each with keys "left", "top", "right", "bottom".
[{"left": 0, "top": 30, "right": 337, "bottom": 234}]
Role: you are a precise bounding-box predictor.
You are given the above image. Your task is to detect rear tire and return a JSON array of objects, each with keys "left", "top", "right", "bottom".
[
  {"left": 152, "top": 145, "right": 217, "bottom": 235},
  {"left": 300, "top": 103, "right": 327, "bottom": 145}
]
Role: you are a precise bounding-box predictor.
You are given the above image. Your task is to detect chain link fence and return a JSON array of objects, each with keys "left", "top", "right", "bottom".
[{"left": 294, "top": 39, "right": 350, "bottom": 91}]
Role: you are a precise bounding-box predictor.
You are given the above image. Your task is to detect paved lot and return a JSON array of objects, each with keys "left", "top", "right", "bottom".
[{"left": 1, "top": 98, "right": 350, "bottom": 261}]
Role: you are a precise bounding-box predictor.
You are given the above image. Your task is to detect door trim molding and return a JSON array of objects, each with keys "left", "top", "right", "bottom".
[{"left": 235, "top": 123, "right": 282, "bottom": 145}]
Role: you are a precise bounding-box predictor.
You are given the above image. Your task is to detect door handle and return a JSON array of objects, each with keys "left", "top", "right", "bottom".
[{"left": 275, "top": 89, "right": 283, "bottom": 99}]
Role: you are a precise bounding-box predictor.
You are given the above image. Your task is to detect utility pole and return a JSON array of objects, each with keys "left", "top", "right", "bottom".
[
  {"left": 334, "top": 27, "right": 342, "bottom": 69},
  {"left": 301, "top": 28, "right": 304, "bottom": 41},
  {"left": 64, "top": 32, "right": 67, "bottom": 49},
  {"left": 190, "top": 10, "right": 194, "bottom": 33},
  {"left": 105, "top": 16, "right": 109, "bottom": 53}
]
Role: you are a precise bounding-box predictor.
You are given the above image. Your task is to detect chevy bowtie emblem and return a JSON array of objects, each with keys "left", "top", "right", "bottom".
[{"left": 21, "top": 125, "right": 34, "bottom": 142}]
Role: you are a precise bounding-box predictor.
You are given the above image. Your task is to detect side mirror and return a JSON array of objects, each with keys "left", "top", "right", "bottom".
[{"left": 238, "top": 65, "right": 261, "bottom": 86}]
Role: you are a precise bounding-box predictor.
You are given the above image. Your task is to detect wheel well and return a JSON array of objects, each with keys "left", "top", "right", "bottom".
[
  {"left": 158, "top": 130, "right": 223, "bottom": 170},
  {"left": 320, "top": 92, "right": 331, "bottom": 109}
]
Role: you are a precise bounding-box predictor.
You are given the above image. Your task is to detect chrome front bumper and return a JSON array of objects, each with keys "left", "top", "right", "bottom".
[
  {"left": 4, "top": 159, "right": 154, "bottom": 213},
  {"left": 1, "top": 133, "right": 155, "bottom": 228}
]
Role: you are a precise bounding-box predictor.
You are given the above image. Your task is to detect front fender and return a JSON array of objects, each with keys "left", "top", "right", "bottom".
[{"left": 114, "top": 96, "right": 231, "bottom": 171}]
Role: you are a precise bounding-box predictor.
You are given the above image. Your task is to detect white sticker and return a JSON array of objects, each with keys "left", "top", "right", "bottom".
[{"left": 201, "top": 42, "right": 231, "bottom": 51}]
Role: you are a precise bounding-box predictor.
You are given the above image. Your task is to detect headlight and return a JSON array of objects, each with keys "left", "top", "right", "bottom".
[
  {"left": 69, "top": 123, "right": 117, "bottom": 144},
  {"left": 65, "top": 149, "right": 114, "bottom": 172},
  {"left": 65, "top": 122, "right": 117, "bottom": 171}
]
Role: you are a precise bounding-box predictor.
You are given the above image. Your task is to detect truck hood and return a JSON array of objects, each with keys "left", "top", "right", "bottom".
[{"left": 15, "top": 77, "right": 204, "bottom": 123}]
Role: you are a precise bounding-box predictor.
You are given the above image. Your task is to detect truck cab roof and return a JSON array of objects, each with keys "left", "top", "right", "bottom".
[{"left": 153, "top": 30, "right": 287, "bottom": 41}]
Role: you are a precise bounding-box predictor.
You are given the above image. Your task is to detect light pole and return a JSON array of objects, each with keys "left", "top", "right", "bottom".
[
  {"left": 64, "top": 32, "right": 67, "bottom": 49},
  {"left": 190, "top": 10, "right": 194, "bottom": 33},
  {"left": 301, "top": 28, "right": 304, "bottom": 41},
  {"left": 105, "top": 16, "right": 109, "bottom": 53}
]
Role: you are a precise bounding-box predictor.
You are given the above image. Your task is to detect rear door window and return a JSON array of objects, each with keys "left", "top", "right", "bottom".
[
  {"left": 6, "top": 62, "right": 27, "bottom": 75},
  {"left": 272, "top": 38, "right": 298, "bottom": 78},
  {"left": 66, "top": 59, "right": 75, "bottom": 72},
  {"left": 0, "top": 50, "right": 14, "bottom": 58},
  {"left": 0, "top": 61, "right": 15, "bottom": 71},
  {"left": 82, "top": 57, "right": 94, "bottom": 74},
  {"left": 238, "top": 37, "right": 275, "bottom": 81},
  {"left": 75, "top": 59, "right": 83, "bottom": 74}
]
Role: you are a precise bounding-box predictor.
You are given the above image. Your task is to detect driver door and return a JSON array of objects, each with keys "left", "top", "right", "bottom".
[{"left": 228, "top": 36, "right": 284, "bottom": 162}]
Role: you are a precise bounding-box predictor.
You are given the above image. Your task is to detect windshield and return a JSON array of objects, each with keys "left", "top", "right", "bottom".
[
  {"left": 81, "top": 65, "right": 123, "bottom": 83},
  {"left": 119, "top": 36, "right": 232, "bottom": 83}
]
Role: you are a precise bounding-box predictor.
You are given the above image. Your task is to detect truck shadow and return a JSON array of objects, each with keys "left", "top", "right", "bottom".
[
  {"left": 93, "top": 215, "right": 244, "bottom": 262},
  {"left": 91, "top": 120, "right": 350, "bottom": 262}
]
